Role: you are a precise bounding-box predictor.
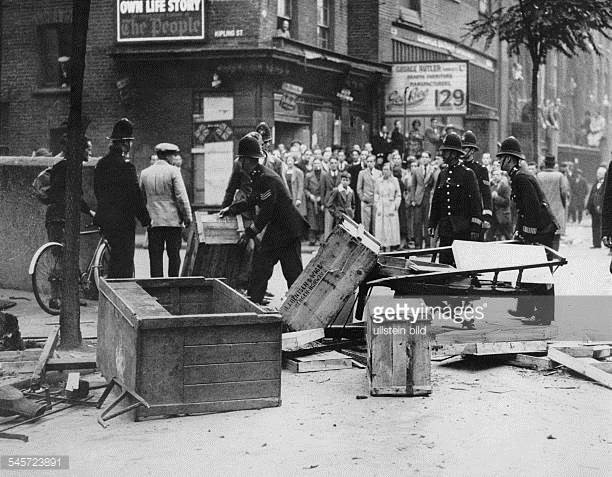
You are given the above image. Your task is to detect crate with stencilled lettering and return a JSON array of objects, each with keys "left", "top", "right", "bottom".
[{"left": 280, "top": 216, "right": 380, "bottom": 331}]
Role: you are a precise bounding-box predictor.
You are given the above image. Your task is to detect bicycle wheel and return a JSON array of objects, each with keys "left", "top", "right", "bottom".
[
  {"left": 31, "top": 243, "right": 64, "bottom": 315},
  {"left": 92, "top": 240, "right": 111, "bottom": 292}
]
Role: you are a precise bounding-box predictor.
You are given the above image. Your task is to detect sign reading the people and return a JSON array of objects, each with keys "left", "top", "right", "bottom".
[
  {"left": 117, "top": 0, "right": 204, "bottom": 42},
  {"left": 386, "top": 61, "right": 468, "bottom": 116}
]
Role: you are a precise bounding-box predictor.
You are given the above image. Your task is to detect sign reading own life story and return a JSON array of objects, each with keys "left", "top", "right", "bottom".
[
  {"left": 117, "top": 0, "right": 204, "bottom": 42},
  {"left": 385, "top": 61, "right": 468, "bottom": 116}
]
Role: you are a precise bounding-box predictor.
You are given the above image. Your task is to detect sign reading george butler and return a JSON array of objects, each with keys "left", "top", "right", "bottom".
[
  {"left": 117, "top": 0, "right": 204, "bottom": 42},
  {"left": 386, "top": 61, "right": 468, "bottom": 116}
]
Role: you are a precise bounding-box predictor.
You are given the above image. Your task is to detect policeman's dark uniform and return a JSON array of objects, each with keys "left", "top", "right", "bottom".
[
  {"left": 228, "top": 138, "right": 308, "bottom": 304},
  {"left": 498, "top": 136, "right": 556, "bottom": 324},
  {"left": 429, "top": 134, "right": 482, "bottom": 265},
  {"left": 462, "top": 131, "right": 492, "bottom": 240},
  {"left": 94, "top": 119, "right": 150, "bottom": 279},
  {"left": 509, "top": 169, "right": 558, "bottom": 247}
]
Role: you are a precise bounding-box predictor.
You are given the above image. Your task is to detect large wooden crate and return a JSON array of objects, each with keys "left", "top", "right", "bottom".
[
  {"left": 280, "top": 217, "right": 380, "bottom": 331},
  {"left": 97, "top": 277, "right": 282, "bottom": 419},
  {"left": 181, "top": 211, "right": 251, "bottom": 289},
  {"left": 366, "top": 301, "right": 432, "bottom": 397}
]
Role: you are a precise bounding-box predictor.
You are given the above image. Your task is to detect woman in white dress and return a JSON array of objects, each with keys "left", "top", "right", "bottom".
[{"left": 374, "top": 162, "right": 402, "bottom": 250}]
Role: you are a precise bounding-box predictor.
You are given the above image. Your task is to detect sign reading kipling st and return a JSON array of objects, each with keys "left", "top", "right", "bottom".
[
  {"left": 117, "top": 0, "right": 204, "bottom": 42},
  {"left": 386, "top": 61, "right": 468, "bottom": 116}
]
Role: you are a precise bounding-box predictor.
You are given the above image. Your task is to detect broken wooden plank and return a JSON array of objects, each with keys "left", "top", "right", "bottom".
[
  {"left": 284, "top": 351, "right": 352, "bottom": 373},
  {"left": 65, "top": 372, "right": 80, "bottom": 392},
  {"left": 282, "top": 328, "right": 325, "bottom": 352},
  {"left": 30, "top": 327, "right": 59, "bottom": 389},
  {"left": 503, "top": 354, "right": 554, "bottom": 371},
  {"left": 548, "top": 348, "right": 612, "bottom": 389},
  {"left": 548, "top": 345, "right": 595, "bottom": 358},
  {"left": 462, "top": 341, "right": 547, "bottom": 356},
  {"left": 592, "top": 345, "right": 611, "bottom": 360}
]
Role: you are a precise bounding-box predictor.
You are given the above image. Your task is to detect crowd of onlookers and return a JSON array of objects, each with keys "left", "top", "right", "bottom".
[{"left": 270, "top": 128, "right": 608, "bottom": 251}]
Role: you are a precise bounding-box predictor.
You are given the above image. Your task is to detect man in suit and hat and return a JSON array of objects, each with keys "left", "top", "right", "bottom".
[
  {"left": 462, "top": 130, "right": 493, "bottom": 240},
  {"left": 140, "top": 143, "right": 192, "bottom": 278},
  {"left": 428, "top": 132, "right": 482, "bottom": 265},
  {"left": 498, "top": 136, "right": 557, "bottom": 324},
  {"left": 219, "top": 135, "right": 308, "bottom": 304},
  {"left": 256, "top": 121, "right": 288, "bottom": 189},
  {"left": 94, "top": 118, "right": 150, "bottom": 278},
  {"left": 536, "top": 154, "right": 569, "bottom": 251}
]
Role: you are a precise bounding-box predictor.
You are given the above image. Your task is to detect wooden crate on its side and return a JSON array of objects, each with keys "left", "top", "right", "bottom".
[
  {"left": 97, "top": 277, "right": 282, "bottom": 419},
  {"left": 280, "top": 217, "right": 380, "bottom": 331},
  {"left": 181, "top": 211, "right": 251, "bottom": 289},
  {"left": 366, "top": 302, "right": 432, "bottom": 397}
]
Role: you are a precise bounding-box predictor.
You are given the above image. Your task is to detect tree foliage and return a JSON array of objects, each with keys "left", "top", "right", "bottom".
[{"left": 465, "top": 0, "right": 612, "bottom": 66}]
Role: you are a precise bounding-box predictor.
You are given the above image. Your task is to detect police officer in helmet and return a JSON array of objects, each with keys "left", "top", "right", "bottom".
[
  {"left": 428, "top": 132, "right": 482, "bottom": 265},
  {"left": 462, "top": 130, "right": 493, "bottom": 240},
  {"left": 220, "top": 135, "right": 308, "bottom": 304}
]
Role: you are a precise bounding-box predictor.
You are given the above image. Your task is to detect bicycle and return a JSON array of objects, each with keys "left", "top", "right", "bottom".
[{"left": 29, "top": 228, "right": 111, "bottom": 315}]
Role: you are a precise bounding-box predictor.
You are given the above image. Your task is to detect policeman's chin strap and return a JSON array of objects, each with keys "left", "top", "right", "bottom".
[{"left": 508, "top": 165, "right": 520, "bottom": 177}]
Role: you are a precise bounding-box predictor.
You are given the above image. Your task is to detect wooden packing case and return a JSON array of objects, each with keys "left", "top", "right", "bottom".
[{"left": 97, "top": 277, "right": 282, "bottom": 419}]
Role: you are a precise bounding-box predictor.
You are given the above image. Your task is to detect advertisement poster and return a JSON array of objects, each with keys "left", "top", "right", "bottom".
[
  {"left": 385, "top": 61, "right": 468, "bottom": 116},
  {"left": 117, "top": 0, "right": 204, "bottom": 42}
]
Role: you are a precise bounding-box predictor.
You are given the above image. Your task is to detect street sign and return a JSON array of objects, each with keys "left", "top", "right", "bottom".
[
  {"left": 385, "top": 61, "right": 468, "bottom": 116},
  {"left": 117, "top": 0, "right": 204, "bottom": 42}
]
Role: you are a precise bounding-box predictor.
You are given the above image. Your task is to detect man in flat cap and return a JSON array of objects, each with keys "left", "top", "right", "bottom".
[
  {"left": 140, "top": 143, "right": 192, "bottom": 277},
  {"left": 94, "top": 118, "right": 150, "bottom": 278}
]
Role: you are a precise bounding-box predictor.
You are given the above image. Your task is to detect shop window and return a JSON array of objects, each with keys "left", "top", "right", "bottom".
[
  {"left": 38, "top": 23, "right": 72, "bottom": 88},
  {"left": 479, "top": 0, "right": 491, "bottom": 15},
  {"left": 317, "top": 0, "right": 331, "bottom": 49}
]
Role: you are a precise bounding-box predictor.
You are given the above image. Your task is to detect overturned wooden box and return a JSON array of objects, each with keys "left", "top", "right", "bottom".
[
  {"left": 366, "top": 302, "right": 432, "bottom": 397},
  {"left": 181, "top": 211, "right": 251, "bottom": 289},
  {"left": 281, "top": 217, "right": 380, "bottom": 331},
  {"left": 98, "top": 277, "right": 282, "bottom": 419}
]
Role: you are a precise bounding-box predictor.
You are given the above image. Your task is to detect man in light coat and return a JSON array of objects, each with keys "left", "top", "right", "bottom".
[
  {"left": 357, "top": 155, "right": 381, "bottom": 234},
  {"left": 536, "top": 154, "right": 570, "bottom": 251},
  {"left": 140, "top": 143, "right": 192, "bottom": 277}
]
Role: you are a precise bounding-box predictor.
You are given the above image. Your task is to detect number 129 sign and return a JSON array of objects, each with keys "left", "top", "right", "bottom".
[{"left": 385, "top": 62, "right": 468, "bottom": 116}]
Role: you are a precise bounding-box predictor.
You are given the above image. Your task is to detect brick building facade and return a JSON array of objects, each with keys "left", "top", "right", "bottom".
[
  {"left": 348, "top": 0, "right": 503, "bottom": 156},
  {"left": 0, "top": 0, "right": 388, "bottom": 206}
]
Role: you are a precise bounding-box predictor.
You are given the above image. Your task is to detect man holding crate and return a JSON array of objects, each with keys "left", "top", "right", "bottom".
[{"left": 220, "top": 135, "right": 308, "bottom": 304}]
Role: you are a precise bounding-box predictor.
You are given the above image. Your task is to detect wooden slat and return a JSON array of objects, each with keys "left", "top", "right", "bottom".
[
  {"left": 548, "top": 348, "right": 612, "bottom": 389},
  {"left": 462, "top": 341, "right": 548, "bottom": 356},
  {"left": 185, "top": 323, "right": 279, "bottom": 346},
  {"left": 184, "top": 342, "right": 281, "bottom": 365},
  {"left": 549, "top": 345, "right": 595, "bottom": 358},
  {"left": 135, "top": 277, "right": 209, "bottom": 289},
  {"left": 139, "top": 313, "right": 281, "bottom": 330},
  {"left": 282, "top": 329, "right": 325, "bottom": 351},
  {"left": 503, "top": 354, "right": 554, "bottom": 371},
  {"left": 391, "top": 328, "right": 407, "bottom": 387},
  {"left": 0, "top": 361, "right": 37, "bottom": 373},
  {"left": 184, "top": 379, "right": 280, "bottom": 403},
  {"left": 46, "top": 358, "right": 96, "bottom": 371},
  {"left": 285, "top": 351, "right": 352, "bottom": 373},
  {"left": 30, "top": 327, "right": 59, "bottom": 388},
  {"left": 138, "top": 397, "right": 281, "bottom": 418},
  {"left": 406, "top": 326, "right": 431, "bottom": 396},
  {"left": 184, "top": 361, "right": 280, "bottom": 385},
  {"left": 0, "top": 350, "right": 42, "bottom": 362},
  {"left": 137, "top": 329, "right": 184, "bottom": 404}
]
